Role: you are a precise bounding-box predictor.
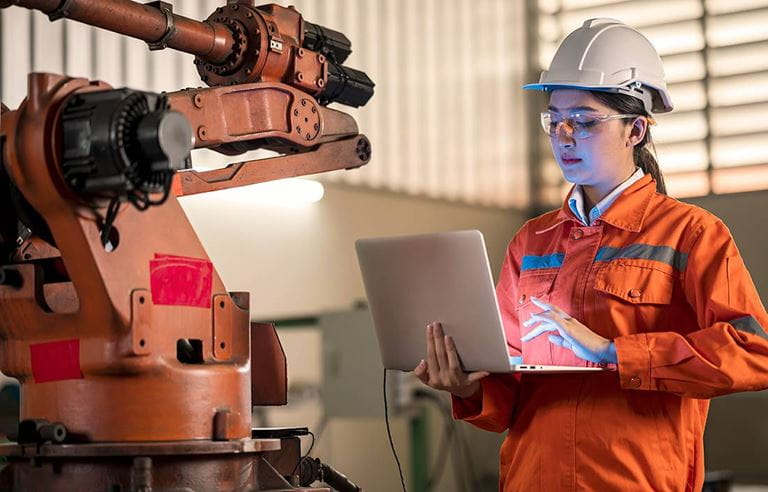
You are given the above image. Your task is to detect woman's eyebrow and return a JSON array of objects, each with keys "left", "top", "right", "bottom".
[{"left": 547, "top": 105, "right": 600, "bottom": 112}]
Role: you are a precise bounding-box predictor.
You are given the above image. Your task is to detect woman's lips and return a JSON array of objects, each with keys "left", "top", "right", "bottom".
[{"left": 561, "top": 157, "right": 582, "bottom": 165}]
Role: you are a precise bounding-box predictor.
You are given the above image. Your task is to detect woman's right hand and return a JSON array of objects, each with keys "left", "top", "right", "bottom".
[{"left": 413, "top": 321, "right": 490, "bottom": 398}]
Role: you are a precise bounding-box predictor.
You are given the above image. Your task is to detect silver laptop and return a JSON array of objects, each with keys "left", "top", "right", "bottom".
[{"left": 355, "top": 230, "right": 610, "bottom": 373}]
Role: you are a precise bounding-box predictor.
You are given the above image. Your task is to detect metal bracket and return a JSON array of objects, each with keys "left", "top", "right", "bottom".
[
  {"left": 145, "top": 1, "right": 176, "bottom": 51},
  {"left": 269, "top": 36, "right": 283, "bottom": 53},
  {"left": 47, "top": 0, "right": 75, "bottom": 21}
]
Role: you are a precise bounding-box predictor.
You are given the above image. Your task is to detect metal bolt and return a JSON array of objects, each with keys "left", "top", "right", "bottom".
[
  {"left": 311, "top": 106, "right": 317, "bottom": 113},
  {"left": 318, "top": 54, "right": 325, "bottom": 63},
  {"left": 317, "top": 78, "right": 325, "bottom": 88},
  {"left": 296, "top": 72, "right": 304, "bottom": 82},
  {"left": 297, "top": 126, "right": 301, "bottom": 134},
  {"left": 246, "top": 11, "right": 253, "bottom": 18},
  {"left": 197, "top": 126, "right": 208, "bottom": 140},
  {"left": 193, "top": 94, "right": 203, "bottom": 108},
  {"left": 314, "top": 123, "right": 319, "bottom": 131},
  {"left": 293, "top": 109, "right": 299, "bottom": 116},
  {"left": 306, "top": 134, "right": 311, "bottom": 140},
  {"left": 298, "top": 48, "right": 305, "bottom": 57},
  {"left": 301, "top": 99, "right": 308, "bottom": 107}
]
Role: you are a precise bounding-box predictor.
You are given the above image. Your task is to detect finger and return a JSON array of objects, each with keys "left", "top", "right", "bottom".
[
  {"left": 432, "top": 322, "right": 450, "bottom": 369},
  {"left": 532, "top": 310, "right": 571, "bottom": 337},
  {"left": 523, "top": 312, "right": 555, "bottom": 329},
  {"left": 537, "top": 310, "right": 580, "bottom": 344},
  {"left": 413, "top": 360, "right": 429, "bottom": 383},
  {"left": 466, "top": 371, "right": 490, "bottom": 383},
  {"left": 445, "top": 336, "right": 462, "bottom": 372},
  {"left": 529, "top": 296, "right": 553, "bottom": 312},
  {"left": 520, "top": 321, "right": 558, "bottom": 342},
  {"left": 532, "top": 296, "right": 571, "bottom": 319},
  {"left": 547, "top": 334, "right": 571, "bottom": 349},
  {"left": 425, "top": 323, "right": 439, "bottom": 374}
]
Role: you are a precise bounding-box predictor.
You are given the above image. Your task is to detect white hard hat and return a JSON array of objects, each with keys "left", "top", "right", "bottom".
[{"left": 524, "top": 18, "right": 673, "bottom": 114}]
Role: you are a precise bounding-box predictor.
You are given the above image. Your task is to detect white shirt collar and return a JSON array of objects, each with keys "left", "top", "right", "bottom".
[{"left": 568, "top": 167, "right": 645, "bottom": 227}]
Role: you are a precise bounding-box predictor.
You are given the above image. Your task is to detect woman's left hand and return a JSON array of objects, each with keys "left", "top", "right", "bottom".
[{"left": 521, "top": 297, "right": 618, "bottom": 364}]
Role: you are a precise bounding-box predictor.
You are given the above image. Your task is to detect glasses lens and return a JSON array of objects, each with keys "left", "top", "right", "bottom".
[
  {"left": 569, "top": 113, "right": 600, "bottom": 138},
  {"left": 541, "top": 112, "right": 559, "bottom": 136}
]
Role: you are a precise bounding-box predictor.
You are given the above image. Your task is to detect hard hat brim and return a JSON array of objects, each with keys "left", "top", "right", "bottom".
[{"left": 521, "top": 82, "right": 673, "bottom": 114}]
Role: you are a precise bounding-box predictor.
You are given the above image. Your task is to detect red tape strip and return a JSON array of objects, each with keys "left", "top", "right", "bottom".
[
  {"left": 150, "top": 254, "right": 213, "bottom": 308},
  {"left": 30, "top": 339, "right": 83, "bottom": 383}
]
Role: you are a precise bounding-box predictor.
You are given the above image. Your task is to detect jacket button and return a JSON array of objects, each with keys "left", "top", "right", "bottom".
[
  {"left": 518, "top": 294, "right": 527, "bottom": 305},
  {"left": 571, "top": 229, "right": 584, "bottom": 240},
  {"left": 628, "top": 288, "right": 642, "bottom": 299},
  {"left": 629, "top": 376, "right": 642, "bottom": 388}
]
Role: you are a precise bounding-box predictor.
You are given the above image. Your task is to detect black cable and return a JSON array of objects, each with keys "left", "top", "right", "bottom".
[
  {"left": 291, "top": 430, "right": 317, "bottom": 476},
  {"left": 383, "top": 369, "right": 407, "bottom": 492},
  {"left": 99, "top": 196, "right": 121, "bottom": 247}
]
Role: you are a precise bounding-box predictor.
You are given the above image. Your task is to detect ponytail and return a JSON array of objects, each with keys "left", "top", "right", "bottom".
[{"left": 633, "top": 131, "right": 666, "bottom": 195}]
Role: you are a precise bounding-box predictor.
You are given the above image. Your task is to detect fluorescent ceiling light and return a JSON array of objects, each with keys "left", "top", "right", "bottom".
[{"left": 212, "top": 178, "right": 325, "bottom": 206}]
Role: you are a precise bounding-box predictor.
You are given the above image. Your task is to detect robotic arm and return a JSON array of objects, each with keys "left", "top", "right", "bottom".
[{"left": 0, "top": 1, "right": 373, "bottom": 490}]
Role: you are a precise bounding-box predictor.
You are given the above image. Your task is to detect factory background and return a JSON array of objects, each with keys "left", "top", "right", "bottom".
[{"left": 1, "top": 0, "right": 767, "bottom": 490}]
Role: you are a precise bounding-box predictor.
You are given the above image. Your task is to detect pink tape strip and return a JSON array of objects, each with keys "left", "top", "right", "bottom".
[
  {"left": 150, "top": 254, "right": 213, "bottom": 308},
  {"left": 30, "top": 339, "right": 83, "bottom": 383}
]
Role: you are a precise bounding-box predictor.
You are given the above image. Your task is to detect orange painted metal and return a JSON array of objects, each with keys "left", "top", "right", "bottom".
[
  {"left": 6, "top": 0, "right": 235, "bottom": 63},
  {"left": 166, "top": 82, "right": 359, "bottom": 151},
  {"left": 0, "top": 1, "right": 371, "bottom": 488},
  {"left": 0, "top": 74, "right": 252, "bottom": 442},
  {"left": 171, "top": 135, "right": 370, "bottom": 197},
  {"left": 250, "top": 323, "right": 287, "bottom": 406},
  {"left": 7, "top": 0, "right": 333, "bottom": 96}
]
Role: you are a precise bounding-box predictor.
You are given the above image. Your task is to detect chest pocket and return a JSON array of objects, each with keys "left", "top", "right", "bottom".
[
  {"left": 515, "top": 272, "right": 557, "bottom": 364},
  {"left": 593, "top": 262, "right": 676, "bottom": 336}
]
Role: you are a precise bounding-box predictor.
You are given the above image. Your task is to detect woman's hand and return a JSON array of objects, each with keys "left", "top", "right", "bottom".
[
  {"left": 521, "top": 297, "right": 617, "bottom": 364},
  {"left": 413, "top": 322, "right": 489, "bottom": 398}
]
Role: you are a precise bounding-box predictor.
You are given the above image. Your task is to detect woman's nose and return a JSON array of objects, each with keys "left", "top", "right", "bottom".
[{"left": 556, "top": 123, "right": 576, "bottom": 147}]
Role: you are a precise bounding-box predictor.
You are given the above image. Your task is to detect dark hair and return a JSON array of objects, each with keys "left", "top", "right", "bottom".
[{"left": 589, "top": 91, "right": 667, "bottom": 195}]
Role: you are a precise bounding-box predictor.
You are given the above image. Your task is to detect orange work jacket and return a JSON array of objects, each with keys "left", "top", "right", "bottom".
[{"left": 452, "top": 173, "right": 768, "bottom": 491}]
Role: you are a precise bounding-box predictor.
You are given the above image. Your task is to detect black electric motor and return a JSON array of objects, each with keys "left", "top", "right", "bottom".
[{"left": 60, "top": 88, "right": 192, "bottom": 204}]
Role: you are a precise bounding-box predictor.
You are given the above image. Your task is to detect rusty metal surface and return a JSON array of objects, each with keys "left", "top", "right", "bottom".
[
  {"left": 195, "top": 3, "right": 325, "bottom": 92},
  {"left": 0, "top": 438, "right": 335, "bottom": 491},
  {"left": 0, "top": 74, "right": 252, "bottom": 442},
  {"left": 5, "top": 1, "right": 331, "bottom": 96},
  {"left": 251, "top": 323, "right": 287, "bottom": 406},
  {"left": 7, "top": 0, "right": 234, "bottom": 63},
  {"left": 171, "top": 136, "right": 370, "bottom": 198},
  {"left": 0, "top": 438, "right": 282, "bottom": 457},
  {"left": 166, "top": 83, "right": 358, "bottom": 151},
  {"left": 0, "top": 1, "right": 371, "bottom": 488}
]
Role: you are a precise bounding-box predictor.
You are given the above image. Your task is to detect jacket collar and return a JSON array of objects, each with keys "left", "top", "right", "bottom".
[{"left": 534, "top": 173, "right": 657, "bottom": 234}]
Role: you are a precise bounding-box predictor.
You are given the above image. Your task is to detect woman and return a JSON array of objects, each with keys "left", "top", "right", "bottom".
[{"left": 414, "top": 18, "right": 768, "bottom": 491}]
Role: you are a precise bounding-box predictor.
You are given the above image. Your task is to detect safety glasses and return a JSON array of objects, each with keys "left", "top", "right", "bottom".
[{"left": 540, "top": 111, "right": 641, "bottom": 139}]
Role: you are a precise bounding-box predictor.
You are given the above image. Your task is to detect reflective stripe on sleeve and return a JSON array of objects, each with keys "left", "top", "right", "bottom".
[{"left": 730, "top": 316, "right": 768, "bottom": 341}]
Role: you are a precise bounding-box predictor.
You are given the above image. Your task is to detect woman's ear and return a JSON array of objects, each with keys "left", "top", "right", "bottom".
[{"left": 626, "top": 117, "right": 649, "bottom": 147}]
